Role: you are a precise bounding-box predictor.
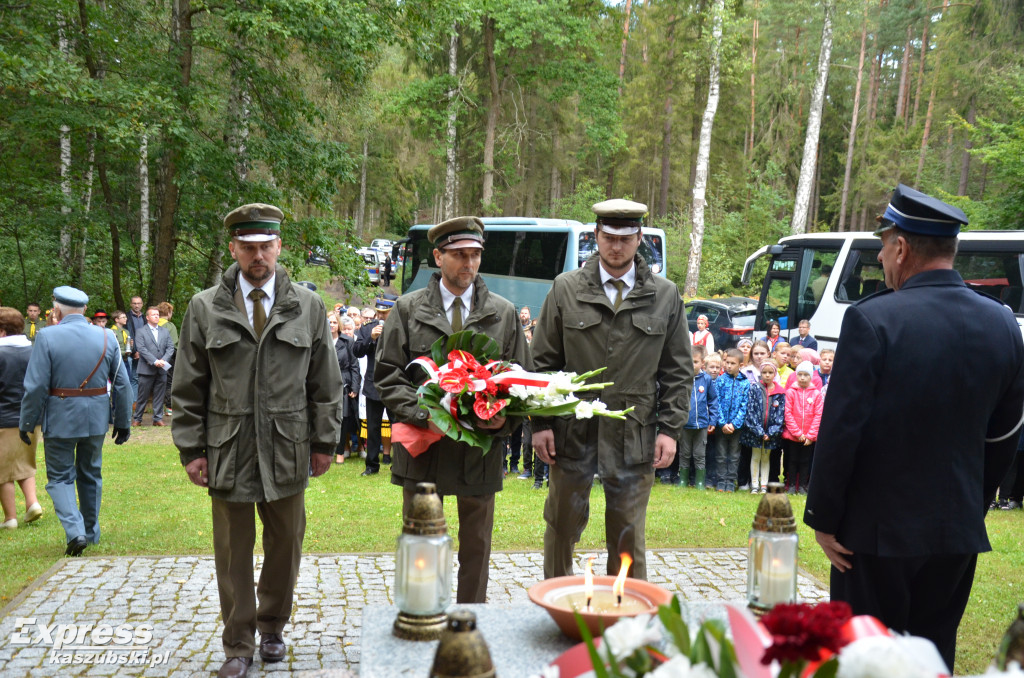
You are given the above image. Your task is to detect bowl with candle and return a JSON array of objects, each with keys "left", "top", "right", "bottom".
[{"left": 528, "top": 555, "right": 673, "bottom": 641}]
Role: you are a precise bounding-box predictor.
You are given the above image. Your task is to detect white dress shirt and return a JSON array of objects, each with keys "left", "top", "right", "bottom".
[
  {"left": 439, "top": 281, "right": 474, "bottom": 327},
  {"left": 598, "top": 262, "right": 637, "bottom": 305},
  {"left": 238, "top": 274, "right": 276, "bottom": 327}
]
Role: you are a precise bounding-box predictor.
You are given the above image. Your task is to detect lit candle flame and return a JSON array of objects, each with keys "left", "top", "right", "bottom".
[
  {"left": 584, "top": 556, "right": 595, "bottom": 611},
  {"left": 613, "top": 553, "right": 632, "bottom": 606},
  {"left": 415, "top": 557, "right": 427, "bottom": 571}
]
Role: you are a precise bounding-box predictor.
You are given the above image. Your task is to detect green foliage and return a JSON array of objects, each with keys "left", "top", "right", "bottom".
[{"left": 549, "top": 179, "right": 607, "bottom": 222}]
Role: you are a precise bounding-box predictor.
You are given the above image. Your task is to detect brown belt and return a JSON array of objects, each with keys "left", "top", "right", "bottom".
[{"left": 50, "top": 387, "right": 108, "bottom": 398}]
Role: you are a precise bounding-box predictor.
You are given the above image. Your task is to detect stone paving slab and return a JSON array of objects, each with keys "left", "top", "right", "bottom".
[{"left": 0, "top": 550, "right": 827, "bottom": 677}]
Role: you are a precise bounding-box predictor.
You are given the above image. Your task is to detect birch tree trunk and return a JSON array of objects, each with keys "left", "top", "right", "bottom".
[
  {"left": 684, "top": 0, "right": 724, "bottom": 298},
  {"left": 911, "top": 22, "right": 928, "bottom": 128},
  {"left": 481, "top": 16, "right": 498, "bottom": 213},
  {"left": 838, "top": 10, "right": 868, "bottom": 232},
  {"left": 790, "top": 0, "right": 834, "bottom": 235},
  {"left": 443, "top": 24, "right": 459, "bottom": 221},
  {"left": 549, "top": 130, "right": 561, "bottom": 212},
  {"left": 748, "top": 0, "right": 759, "bottom": 158},
  {"left": 618, "top": 0, "right": 633, "bottom": 94},
  {"left": 139, "top": 132, "right": 150, "bottom": 263},
  {"left": 358, "top": 138, "right": 368, "bottom": 234},
  {"left": 58, "top": 14, "right": 73, "bottom": 269}
]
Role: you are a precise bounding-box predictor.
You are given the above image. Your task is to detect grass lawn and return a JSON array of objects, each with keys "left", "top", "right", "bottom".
[{"left": 2, "top": 428, "right": 1021, "bottom": 674}]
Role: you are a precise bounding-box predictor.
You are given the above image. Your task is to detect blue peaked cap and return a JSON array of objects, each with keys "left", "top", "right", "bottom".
[
  {"left": 876, "top": 184, "right": 968, "bottom": 237},
  {"left": 53, "top": 285, "right": 89, "bottom": 306}
]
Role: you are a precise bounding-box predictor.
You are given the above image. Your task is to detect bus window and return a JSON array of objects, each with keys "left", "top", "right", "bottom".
[
  {"left": 763, "top": 277, "right": 792, "bottom": 330},
  {"left": 795, "top": 248, "right": 840, "bottom": 322},
  {"left": 578, "top": 231, "right": 665, "bottom": 274},
  {"left": 837, "top": 246, "right": 885, "bottom": 302},
  {"left": 513, "top": 231, "right": 568, "bottom": 279}
]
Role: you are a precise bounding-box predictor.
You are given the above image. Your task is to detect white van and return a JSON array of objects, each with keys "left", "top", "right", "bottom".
[{"left": 741, "top": 231, "right": 1024, "bottom": 350}]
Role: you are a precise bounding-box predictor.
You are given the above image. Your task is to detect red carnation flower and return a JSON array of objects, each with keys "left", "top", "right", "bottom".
[{"left": 760, "top": 601, "right": 852, "bottom": 666}]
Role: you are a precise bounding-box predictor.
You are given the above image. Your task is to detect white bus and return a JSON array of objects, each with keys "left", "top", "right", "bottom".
[
  {"left": 396, "top": 218, "right": 667, "bottom": 316},
  {"left": 741, "top": 231, "right": 1024, "bottom": 350}
]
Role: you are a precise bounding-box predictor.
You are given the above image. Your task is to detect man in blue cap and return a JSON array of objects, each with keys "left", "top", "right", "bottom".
[
  {"left": 804, "top": 184, "right": 1024, "bottom": 671},
  {"left": 19, "top": 286, "right": 132, "bottom": 556}
]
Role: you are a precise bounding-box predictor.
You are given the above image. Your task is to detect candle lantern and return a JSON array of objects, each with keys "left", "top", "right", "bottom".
[
  {"left": 747, "top": 482, "right": 798, "bottom": 612},
  {"left": 393, "top": 482, "right": 453, "bottom": 641}
]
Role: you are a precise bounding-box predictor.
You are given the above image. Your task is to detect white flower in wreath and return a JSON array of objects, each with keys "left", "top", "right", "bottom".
[
  {"left": 651, "top": 655, "right": 719, "bottom": 678},
  {"left": 602, "top": 614, "right": 661, "bottom": 661},
  {"left": 836, "top": 635, "right": 945, "bottom": 678}
]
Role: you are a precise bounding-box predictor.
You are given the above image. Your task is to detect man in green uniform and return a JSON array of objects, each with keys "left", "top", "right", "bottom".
[
  {"left": 531, "top": 199, "right": 692, "bottom": 580},
  {"left": 172, "top": 203, "right": 342, "bottom": 678}
]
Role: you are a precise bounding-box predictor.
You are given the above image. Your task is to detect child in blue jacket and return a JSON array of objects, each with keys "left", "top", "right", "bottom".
[
  {"left": 714, "top": 348, "right": 749, "bottom": 492},
  {"left": 679, "top": 345, "right": 719, "bottom": 490},
  {"left": 740, "top": 360, "right": 786, "bottom": 493}
]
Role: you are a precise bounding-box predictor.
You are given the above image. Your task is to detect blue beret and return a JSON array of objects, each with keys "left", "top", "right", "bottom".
[
  {"left": 875, "top": 184, "right": 967, "bottom": 237},
  {"left": 53, "top": 286, "right": 89, "bottom": 307}
]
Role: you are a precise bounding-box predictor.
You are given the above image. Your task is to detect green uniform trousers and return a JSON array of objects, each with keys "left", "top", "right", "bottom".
[
  {"left": 543, "top": 450, "right": 655, "bottom": 581},
  {"left": 212, "top": 492, "right": 305, "bottom": 658}
]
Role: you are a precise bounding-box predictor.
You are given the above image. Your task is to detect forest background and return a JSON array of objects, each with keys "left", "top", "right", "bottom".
[{"left": 1, "top": 0, "right": 1022, "bottom": 315}]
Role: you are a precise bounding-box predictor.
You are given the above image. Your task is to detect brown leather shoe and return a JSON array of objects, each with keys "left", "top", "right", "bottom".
[
  {"left": 132, "top": 420, "right": 141, "bottom": 427},
  {"left": 259, "top": 633, "right": 286, "bottom": 663},
  {"left": 152, "top": 420, "right": 167, "bottom": 427},
  {"left": 217, "top": 657, "right": 252, "bottom": 678}
]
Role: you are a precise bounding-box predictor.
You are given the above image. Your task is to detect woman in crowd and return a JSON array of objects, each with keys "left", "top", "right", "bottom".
[
  {"left": 330, "top": 313, "right": 361, "bottom": 463},
  {"left": 0, "top": 307, "right": 43, "bottom": 530},
  {"left": 761, "top": 320, "right": 782, "bottom": 351}
]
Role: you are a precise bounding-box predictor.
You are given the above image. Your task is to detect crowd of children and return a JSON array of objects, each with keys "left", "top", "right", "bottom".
[{"left": 658, "top": 320, "right": 835, "bottom": 495}]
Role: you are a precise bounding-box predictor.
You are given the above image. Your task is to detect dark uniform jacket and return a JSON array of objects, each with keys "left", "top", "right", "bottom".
[
  {"left": 171, "top": 264, "right": 342, "bottom": 503},
  {"left": 335, "top": 335, "right": 361, "bottom": 419},
  {"left": 530, "top": 255, "right": 693, "bottom": 476},
  {"left": 805, "top": 269, "right": 1024, "bottom": 557},
  {"left": 375, "top": 274, "right": 530, "bottom": 496}
]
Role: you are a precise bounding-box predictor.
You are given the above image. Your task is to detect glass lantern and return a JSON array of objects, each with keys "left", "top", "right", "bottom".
[
  {"left": 747, "top": 482, "right": 799, "bottom": 612},
  {"left": 393, "top": 482, "right": 453, "bottom": 640}
]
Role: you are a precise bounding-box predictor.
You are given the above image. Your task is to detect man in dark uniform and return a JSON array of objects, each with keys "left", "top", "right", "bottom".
[
  {"left": 531, "top": 199, "right": 692, "bottom": 581},
  {"left": 19, "top": 286, "right": 132, "bottom": 556},
  {"left": 804, "top": 184, "right": 1024, "bottom": 672},
  {"left": 353, "top": 294, "right": 396, "bottom": 476},
  {"left": 172, "top": 203, "right": 342, "bottom": 678},
  {"left": 375, "top": 216, "right": 530, "bottom": 603}
]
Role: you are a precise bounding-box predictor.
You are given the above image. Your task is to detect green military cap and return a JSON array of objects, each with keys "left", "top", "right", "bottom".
[
  {"left": 592, "top": 198, "right": 647, "bottom": 235},
  {"left": 224, "top": 203, "right": 284, "bottom": 242},
  {"left": 428, "top": 216, "right": 485, "bottom": 251}
]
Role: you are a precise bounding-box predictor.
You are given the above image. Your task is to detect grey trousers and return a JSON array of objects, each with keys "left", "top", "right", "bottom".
[
  {"left": 133, "top": 370, "right": 167, "bottom": 422},
  {"left": 543, "top": 459, "right": 654, "bottom": 581}
]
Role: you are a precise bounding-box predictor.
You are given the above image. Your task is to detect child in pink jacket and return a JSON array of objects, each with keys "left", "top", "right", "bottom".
[{"left": 782, "top": 361, "right": 823, "bottom": 494}]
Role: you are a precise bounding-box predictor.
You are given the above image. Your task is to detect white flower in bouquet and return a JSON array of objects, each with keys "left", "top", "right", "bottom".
[
  {"left": 651, "top": 655, "right": 719, "bottom": 678},
  {"left": 836, "top": 635, "right": 946, "bottom": 678},
  {"left": 545, "top": 372, "right": 578, "bottom": 395},
  {"left": 603, "top": 614, "right": 663, "bottom": 661},
  {"left": 575, "top": 401, "right": 595, "bottom": 419}
]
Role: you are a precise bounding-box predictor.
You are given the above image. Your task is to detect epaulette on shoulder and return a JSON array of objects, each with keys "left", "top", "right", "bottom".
[{"left": 851, "top": 286, "right": 893, "bottom": 307}]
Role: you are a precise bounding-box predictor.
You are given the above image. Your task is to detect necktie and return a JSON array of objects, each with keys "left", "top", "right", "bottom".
[
  {"left": 249, "top": 288, "right": 267, "bottom": 338},
  {"left": 451, "top": 297, "right": 464, "bottom": 333},
  {"left": 611, "top": 279, "right": 626, "bottom": 311}
]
